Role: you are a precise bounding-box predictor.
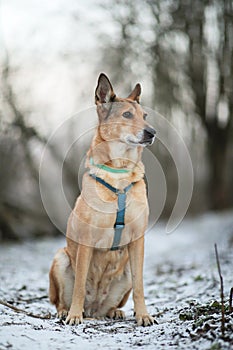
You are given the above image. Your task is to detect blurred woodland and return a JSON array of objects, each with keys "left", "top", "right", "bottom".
[{"left": 0, "top": 0, "right": 232, "bottom": 240}]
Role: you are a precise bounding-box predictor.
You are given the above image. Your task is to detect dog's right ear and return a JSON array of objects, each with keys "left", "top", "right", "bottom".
[{"left": 95, "top": 73, "right": 116, "bottom": 105}]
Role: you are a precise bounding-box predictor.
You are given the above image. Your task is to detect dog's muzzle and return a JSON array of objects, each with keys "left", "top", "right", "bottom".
[{"left": 140, "top": 126, "right": 156, "bottom": 145}]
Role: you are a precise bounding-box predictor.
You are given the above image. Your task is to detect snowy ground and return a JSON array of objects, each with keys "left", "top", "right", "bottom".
[{"left": 0, "top": 211, "right": 233, "bottom": 350}]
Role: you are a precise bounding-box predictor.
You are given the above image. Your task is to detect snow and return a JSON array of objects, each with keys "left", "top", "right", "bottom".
[{"left": 0, "top": 211, "right": 233, "bottom": 349}]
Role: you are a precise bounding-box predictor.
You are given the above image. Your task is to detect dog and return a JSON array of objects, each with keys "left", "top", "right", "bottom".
[{"left": 49, "top": 73, "right": 156, "bottom": 326}]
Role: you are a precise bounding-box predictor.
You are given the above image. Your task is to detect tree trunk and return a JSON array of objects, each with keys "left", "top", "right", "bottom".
[{"left": 207, "top": 124, "right": 229, "bottom": 210}]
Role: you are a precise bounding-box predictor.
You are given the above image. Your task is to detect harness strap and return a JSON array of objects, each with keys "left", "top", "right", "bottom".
[
  {"left": 89, "top": 174, "right": 134, "bottom": 250},
  {"left": 89, "top": 157, "right": 132, "bottom": 174}
]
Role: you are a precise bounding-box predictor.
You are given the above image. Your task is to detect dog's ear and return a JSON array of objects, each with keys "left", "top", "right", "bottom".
[
  {"left": 95, "top": 73, "right": 116, "bottom": 105},
  {"left": 127, "top": 83, "right": 141, "bottom": 103}
]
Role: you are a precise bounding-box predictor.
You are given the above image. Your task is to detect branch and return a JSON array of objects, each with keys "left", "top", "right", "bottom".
[
  {"left": 229, "top": 287, "right": 233, "bottom": 313},
  {"left": 1, "top": 50, "right": 78, "bottom": 189},
  {"left": 0, "top": 299, "right": 51, "bottom": 320},
  {"left": 1, "top": 54, "right": 47, "bottom": 182},
  {"left": 214, "top": 243, "right": 225, "bottom": 337}
]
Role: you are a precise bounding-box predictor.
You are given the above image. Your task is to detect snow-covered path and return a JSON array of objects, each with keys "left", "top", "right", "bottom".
[{"left": 0, "top": 211, "right": 233, "bottom": 349}]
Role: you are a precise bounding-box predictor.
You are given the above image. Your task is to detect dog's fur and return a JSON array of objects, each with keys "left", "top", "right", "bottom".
[{"left": 49, "top": 74, "right": 156, "bottom": 326}]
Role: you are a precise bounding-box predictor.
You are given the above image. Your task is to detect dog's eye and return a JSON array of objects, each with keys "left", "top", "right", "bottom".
[
  {"left": 143, "top": 113, "right": 148, "bottom": 120},
  {"left": 123, "top": 111, "right": 133, "bottom": 119}
]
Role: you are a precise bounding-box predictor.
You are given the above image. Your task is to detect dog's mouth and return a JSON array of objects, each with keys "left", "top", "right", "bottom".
[
  {"left": 124, "top": 128, "right": 156, "bottom": 147},
  {"left": 125, "top": 136, "right": 155, "bottom": 147},
  {"left": 139, "top": 136, "right": 155, "bottom": 146}
]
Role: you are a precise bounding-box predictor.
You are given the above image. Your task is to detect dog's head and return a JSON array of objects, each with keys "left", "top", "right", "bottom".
[{"left": 95, "top": 73, "right": 156, "bottom": 147}]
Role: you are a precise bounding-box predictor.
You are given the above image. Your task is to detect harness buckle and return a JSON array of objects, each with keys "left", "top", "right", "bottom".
[{"left": 114, "top": 223, "right": 125, "bottom": 229}]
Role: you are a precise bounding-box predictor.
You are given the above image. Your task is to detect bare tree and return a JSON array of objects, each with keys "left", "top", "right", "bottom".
[
  {"left": 0, "top": 53, "right": 79, "bottom": 240},
  {"left": 164, "top": 0, "right": 233, "bottom": 209},
  {"left": 100, "top": 0, "right": 233, "bottom": 210}
]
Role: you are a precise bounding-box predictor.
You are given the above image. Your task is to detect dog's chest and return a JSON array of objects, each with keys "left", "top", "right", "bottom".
[
  {"left": 84, "top": 248, "right": 129, "bottom": 313},
  {"left": 87, "top": 248, "right": 128, "bottom": 288},
  {"left": 83, "top": 173, "right": 148, "bottom": 224}
]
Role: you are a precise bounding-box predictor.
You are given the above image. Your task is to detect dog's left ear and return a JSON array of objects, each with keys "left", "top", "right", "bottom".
[
  {"left": 127, "top": 83, "right": 141, "bottom": 103},
  {"left": 95, "top": 73, "right": 116, "bottom": 105}
]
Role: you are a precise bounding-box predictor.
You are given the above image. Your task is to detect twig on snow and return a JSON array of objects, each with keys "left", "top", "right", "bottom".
[
  {"left": 0, "top": 299, "right": 51, "bottom": 320},
  {"left": 214, "top": 243, "right": 225, "bottom": 337},
  {"left": 18, "top": 295, "right": 48, "bottom": 303},
  {"left": 229, "top": 287, "right": 233, "bottom": 313}
]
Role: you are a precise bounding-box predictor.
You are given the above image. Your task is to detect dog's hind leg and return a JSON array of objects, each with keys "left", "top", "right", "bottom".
[
  {"left": 106, "top": 288, "right": 131, "bottom": 319},
  {"left": 49, "top": 248, "right": 74, "bottom": 319}
]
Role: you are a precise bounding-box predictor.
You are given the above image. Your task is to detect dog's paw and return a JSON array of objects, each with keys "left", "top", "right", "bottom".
[
  {"left": 136, "top": 313, "right": 156, "bottom": 327},
  {"left": 65, "top": 312, "right": 83, "bottom": 325},
  {"left": 57, "top": 309, "right": 68, "bottom": 320},
  {"left": 107, "top": 308, "right": 125, "bottom": 320}
]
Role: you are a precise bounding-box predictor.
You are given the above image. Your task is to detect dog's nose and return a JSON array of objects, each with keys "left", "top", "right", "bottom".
[{"left": 144, "top": 126, "right": 156, "bottom": 139}]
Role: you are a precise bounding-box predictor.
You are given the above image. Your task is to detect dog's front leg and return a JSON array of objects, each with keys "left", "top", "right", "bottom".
[
  {"left": 65, "top": 244, "right": 93, "bottom": 325},
  {"left": 128, "top": 236, "right": 154, "bottom": 326}
]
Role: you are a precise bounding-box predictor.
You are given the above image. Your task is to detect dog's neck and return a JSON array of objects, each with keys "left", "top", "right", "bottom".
[{"left": 86, "top": 130, "right": 145, "bottom": 186}]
